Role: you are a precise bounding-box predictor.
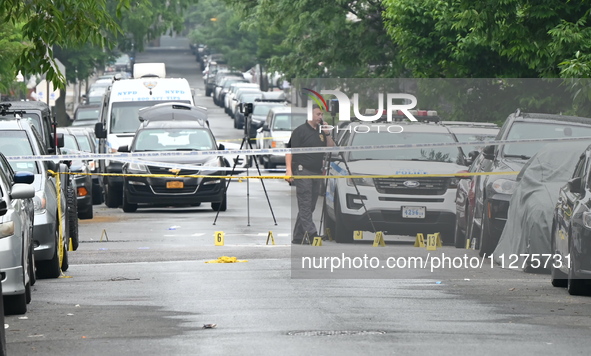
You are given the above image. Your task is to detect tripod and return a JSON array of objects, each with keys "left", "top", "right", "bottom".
[{"left": 212, "top": 132, "right": 277, "bottom": 226}]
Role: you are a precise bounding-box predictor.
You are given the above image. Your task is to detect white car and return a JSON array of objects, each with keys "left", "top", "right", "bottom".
[
  {"left": 324, "top": 121, "right": 469, "bottom": 243},
  {"left": 0, "top": 153, "right": 36, "bottom": 315}
]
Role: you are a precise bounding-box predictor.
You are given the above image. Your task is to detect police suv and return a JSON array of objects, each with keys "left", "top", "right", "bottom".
[{"left": 324, "top": 119, "right": 468, "bottom": 243}]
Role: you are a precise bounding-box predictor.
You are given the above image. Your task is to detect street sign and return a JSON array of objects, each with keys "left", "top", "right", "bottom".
[{"left": 36, "top": 80, "right": 60, "bottom": 106}]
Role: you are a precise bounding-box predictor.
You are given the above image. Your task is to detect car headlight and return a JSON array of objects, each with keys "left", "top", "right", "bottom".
[
  {"left": 271, "top": 140, "right": 285, "bottom": 148},
  {"left": 33, "top": 191, "right": 47, "bottom": 214},
  {"left": 0, "top": 221, "right": 15, "bottom": 239},
  {"left": 88, "top": 160, "right": 97, "bottom": 172},
  {"left": 491, "top": 178, "right": 517, "bottom": 195},
  {"left": 128, "top": 162, "right": 148, "bottom": 173},
  {"left": 347, "top": 177, "right": 375, "bottom": 187}
]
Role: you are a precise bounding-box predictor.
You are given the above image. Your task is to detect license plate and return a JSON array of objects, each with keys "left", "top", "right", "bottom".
[
  {"left": 402, "top": 206, "right": 425, "bottom": 219},
  {"left": 166, "top": 181, "right": 184, "bottom": 189}
]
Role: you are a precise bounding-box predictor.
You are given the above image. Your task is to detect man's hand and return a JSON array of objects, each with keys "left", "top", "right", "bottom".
[{"left": 285, "top": 168, "right": 294, "bottom": 183}]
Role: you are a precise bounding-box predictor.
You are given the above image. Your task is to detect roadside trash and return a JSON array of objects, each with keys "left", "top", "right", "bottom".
[
  {"left": 4, "top": 324, "right": 8, "bottom": 329},
  {"left": 18, "top": 316, "right": 28, "bottom": 320},
  {"left": 137, "top": 247, "right": 150, "bottom": 249},
  {"left": 205, "top": 256, "right": 248, "bottom": 263},
  {"left": 98, "top": 248, "right": 108, "bottom": 251},
  {"left": 67, "top": 313, "right": 74, "bottom": 316},
  {"left": 168, "top": 226, "right": 180, "bottom": 230},
  {"left": 203, "top": 324, "right": 217, "bottom": 329},
  {"left": 435, "top": 281, "right": 442, "bottom": 284},
  {"left": 464, "top": 278, "right": 471, "bottom": 281}
]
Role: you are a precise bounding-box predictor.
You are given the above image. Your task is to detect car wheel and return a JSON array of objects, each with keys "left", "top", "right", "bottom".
[
  {"left": 79, "top": 202, "right": 94, "bottom": 220},
  {"left": 264, "top": 160, "right": 276, "bottom": 169},
  {"left": 334, "top": 193, "right": 354, "bottom": 243},
  {"left": 567, "top": 235, "right": 588, "bottom": 295},
  {"left": 61, "top": 241, "right": 69, "bottom": 272},
  {"left": 122, "top": 188, "right": 138, "bottom": 213},
  {"left": 205, "top": 88, "right": 212, "bottom": 97},
  {"left": 25, "top": 281, "right": 31, "bottom": 304},
  {"left": 479, "top": 210, "right": 494, "bottom": 257},
  {"left": 233, "top": 117, "right": 239, "bottom": 129},
  {"left": 28, "top": 240, "right": 36, "bottom": 287},
  {"left": 104, "top": 182, "right": 122, "bottom": 208},
  {"left": 67, "top": 186, "right": 80, "bottom": 250},
  {"left": 550, "top": 222, "right": 568, "bottom": 287},
  {"left": 211, "top": 194, "right": 227, "bottom": 212},
  {"left": 36, "top": 227, "right": 62, "bottom": 279},
  {"left": 454, "top": 215, "right": 466, "bottom": 248},
  {"left": 92, "top": 183, "right": 104, "bottom": 205}
]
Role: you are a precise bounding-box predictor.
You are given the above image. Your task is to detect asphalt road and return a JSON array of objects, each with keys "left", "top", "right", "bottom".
[{"left": 4, "top": 36, "right": 591, "bottom": 355}]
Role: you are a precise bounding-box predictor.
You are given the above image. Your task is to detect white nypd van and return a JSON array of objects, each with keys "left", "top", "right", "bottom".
[{"left": 95, "top": 76, "right": 195, "bottom": 207}]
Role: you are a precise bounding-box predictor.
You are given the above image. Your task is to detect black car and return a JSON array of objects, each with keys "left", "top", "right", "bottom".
[
  {"left": 57, "top": 128, "right": 94, "bottom": 220},
  {"left": 475, "top": 109, "right": 591, "bottom": 256},
  {"left": 551, "top": 144, "right": 591, "bottom": 295},
  {"left": 118, "top": 119, "right": 229, "bottom": 212}
]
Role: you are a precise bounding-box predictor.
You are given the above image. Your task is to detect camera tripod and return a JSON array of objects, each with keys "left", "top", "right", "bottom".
[{"left": 212, "top": 133, "right": 277, "bottom": 226}]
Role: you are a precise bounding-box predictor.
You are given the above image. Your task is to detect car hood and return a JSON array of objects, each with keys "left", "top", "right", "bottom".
[
  {"left": 131, "top": 153, "right": 220, "bottom": 166},
  {"left": 337, "top": 160, "right": 466, "bottom": 176},
  {"left": 270, "top": 131, "right": 292, "bottom": 142}
]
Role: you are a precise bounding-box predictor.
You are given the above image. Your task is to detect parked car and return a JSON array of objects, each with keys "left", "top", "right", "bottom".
[
  {"left": 214, "top": 75, "right": 246, "bottom": 107},
  {"left": 233, "top": 91, "right": 264, "bottom": 129},
  {"left": 230, "top": 88, "right": 263, "bottom": 120},
  {"left": 0, "top": 118, "right": 69, "bottom": 279},
  {"left": 63, "top": 127, "right": 103, "bottom": 205},
  {"left": 551, "top": 142, "right": 591, "bottom": 295},
  {"left": 443, "top": 122, "right": 499, "bottom": 162},
  {"left": 224, "top": 83, "right": 259, "bottom": 115},
  {"left": 117, "top": 106, "right": 229, "bottom": 212},
  {"left": 57, "top": 128, "right": 93, "bottom": 220},
  {"left": 256, "top": 106, "right": 307, "bottom": 169},
  {"left": 72, "top": 104, "right": 101, "bottom": 127},
  {"left": 493, "top": 141, "right": 591, "bottom": 271},
  {"left": 474, "top": 109, "right": 591, "bottom": 256},
  {"left": 244, "top": 99, "right": 288, "bottom": 140},
  {"left": 0, "top": 152, "right": 35, "bottom": 315},
  {"left": 324, "top": 120, "right": 468, "bottom": 243}
]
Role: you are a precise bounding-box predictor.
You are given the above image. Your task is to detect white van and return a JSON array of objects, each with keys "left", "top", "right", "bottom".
[{"left": 95, "top": 77, "right": 195, "bottom": 207}]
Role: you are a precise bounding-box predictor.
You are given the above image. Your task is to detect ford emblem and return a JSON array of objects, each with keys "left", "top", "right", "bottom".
[{"left": 403, "top": 180, "right": 420, "bottom": 188}]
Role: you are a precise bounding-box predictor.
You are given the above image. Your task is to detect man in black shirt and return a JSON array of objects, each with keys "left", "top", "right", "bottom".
[{"left": 286, "top": 104, "right": 335, "bottom": 244}]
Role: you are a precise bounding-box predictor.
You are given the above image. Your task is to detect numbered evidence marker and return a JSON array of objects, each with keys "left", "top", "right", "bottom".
[
  {"left": 214, "top": 231, "right": 225, "bottom": 246},
  {"left": 312, "top": 236, "right": 323, "bottom": 246},
  {"left": 414, "top": 233, "right": 425, "bottom": 247},
  {"left": 354, "top": 230, "right": 363, "bottom": 240},
  {"left": 372, "top": 231, "right": 386, "bottom": 247},
  {"left": 426, "top": 233, "right": 438, "bottom": 251},
  {"left": 266, "top": 231, "right": 275, "bottom": 245}
]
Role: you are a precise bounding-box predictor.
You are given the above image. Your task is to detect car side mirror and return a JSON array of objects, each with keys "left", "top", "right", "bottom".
[
  {"left": 218, "top": 143, "right": 225, "bottom": 150},
  {"left": 568, "top": 176, "right": 583, "bottom": 194},
  {"left": 262, "top": 124, "right": 270, "bottom": 131},
  {"left": 118, "top": 145, "right": 129, "bottom": 152},
  {"left": 0, "top": 199, "right": 7, "bottom": 217},
  {"left": 13, "top": 171, "right": 34, "bottom": 184},
  {"left": 95, "top": 122, "right": 107, "bottom": 139},
  {"left": 51, "top": 133, "right": 65, "bottom": 148},
  {"left": 482, "top": 145, "right": 495, "bottom": 160}
]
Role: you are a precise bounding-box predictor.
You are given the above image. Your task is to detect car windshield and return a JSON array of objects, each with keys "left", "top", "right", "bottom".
[
  {"left": 110, "top": 100, "right": 191, "bottom": 134},
  {"left": 73, "top": 134, "right": 92, "bottom": 152},
  {"left": 240, "top": 93, "right": 262, "bottom": 103},
  {"left": 454, "top": 133, "right": 498, "bottom": 154},
  {"left": 222, "top": 79, "right": 245, "bottom": 88},
  {"left": 253, "top": 105, "right": 278, "bottom": 116},
  {"left": 0, "top": 130, "right": 39, "bottom": 173},
  {"left": 503, "top": 122, "right": 591, "bottom": 158},
  {"left": 63, "top": 134, "right": 79, "bottom": 151},
  {"left": 347, "top": 130, "right": 462, "bottom": 163},
  {"left": 19, "top": 113, "right": 42, "bottom": 135},
  {"left": 76, "top": 107, "right": 100, "bottom": 121},
  {"left": 272, "top": 113, "right": 307, "bottom": 131},
  {"left": 133, "top": 128, "right": 215, "bottom": 151}
]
